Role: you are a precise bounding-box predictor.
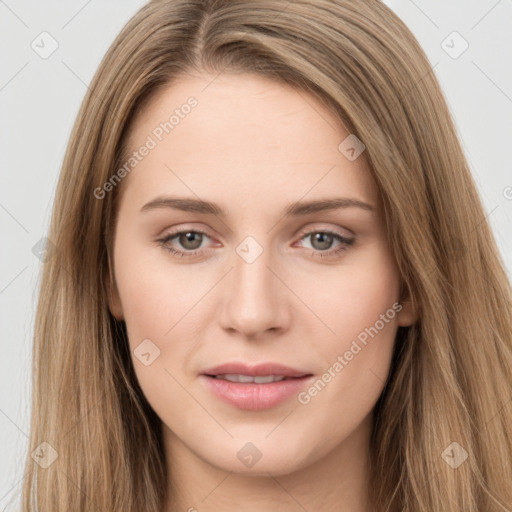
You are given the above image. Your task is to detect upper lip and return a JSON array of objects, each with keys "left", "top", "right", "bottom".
[{"left": 201, "top": 362, "right": 312, "bottom": 378}]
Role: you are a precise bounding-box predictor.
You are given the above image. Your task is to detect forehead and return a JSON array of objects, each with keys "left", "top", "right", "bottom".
[{"left": 119, "top": 72, "right": 379, "bottom": 213}]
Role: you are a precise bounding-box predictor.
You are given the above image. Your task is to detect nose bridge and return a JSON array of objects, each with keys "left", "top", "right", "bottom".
[
  {"left": 219, "top": 234, "right": 288, "bottom": 337},
  {"left": 233, "top": 234, "right": 278, "bottom": 309}
]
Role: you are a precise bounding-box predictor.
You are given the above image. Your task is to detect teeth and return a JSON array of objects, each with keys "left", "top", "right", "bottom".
[{"left": 215, "top": 374, "right": 288, "bottom": 383}]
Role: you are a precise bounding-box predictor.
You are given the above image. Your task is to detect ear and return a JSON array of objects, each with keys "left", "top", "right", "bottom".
[
  {"left": 396, "top": 283, "right": 419, "bottom": 327},
  {"left": 106, "top": 264, "right": 124, "bottom": 321}
]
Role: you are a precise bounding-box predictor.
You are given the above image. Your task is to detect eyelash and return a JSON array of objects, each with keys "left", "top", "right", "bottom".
[{"left": 157, "top": 228, "right": 355, "bottom": 260}]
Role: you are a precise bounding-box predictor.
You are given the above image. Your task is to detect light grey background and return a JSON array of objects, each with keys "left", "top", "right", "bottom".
[{"left": 1, "top": 0, "right": 511, "bottom": 508}]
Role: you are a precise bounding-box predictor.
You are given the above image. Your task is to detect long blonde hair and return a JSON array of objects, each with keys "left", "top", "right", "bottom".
[{"left": 22, "top": 0, "right": 512, "bottom": 510}]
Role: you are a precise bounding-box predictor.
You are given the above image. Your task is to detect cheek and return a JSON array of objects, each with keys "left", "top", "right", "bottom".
[
  {"left": 113, "top": 239, "right": 210, "bottom": 399},
  {"left": 295, "top": 246, "right": 401, "bottom": 407},
  {"left": 306, "top": 246, "right": 401, "bottom": 346},
  {"left": 114, "top": 238, "right": 202, "bottom": 341},
  {"left": 114, "top": 253, "right": 201, "bottom": 421},
  {"left": 293, "top": 292, "right": 399, "bottom": 457}
]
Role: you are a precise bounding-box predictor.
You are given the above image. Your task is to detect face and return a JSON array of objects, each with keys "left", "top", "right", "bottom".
[{"left": 108, "top": 71, "right": 417, "bottom": 477}]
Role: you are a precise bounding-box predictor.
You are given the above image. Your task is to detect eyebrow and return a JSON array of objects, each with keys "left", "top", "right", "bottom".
[{"left": 140, "top": 195, "right": 376, "bottom": 217}]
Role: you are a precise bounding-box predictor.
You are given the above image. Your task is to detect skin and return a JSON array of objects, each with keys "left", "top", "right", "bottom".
[{"left": 108, "top": 71, "right": 418, "bottom": 512}]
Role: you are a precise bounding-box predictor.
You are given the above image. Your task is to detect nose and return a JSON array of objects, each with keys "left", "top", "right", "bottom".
[{"left": 217, "top": 241, "right": 291, "bottom": 340}]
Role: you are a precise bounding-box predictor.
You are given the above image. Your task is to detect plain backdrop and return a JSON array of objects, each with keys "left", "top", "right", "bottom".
[{"left": 1, "top": 0, "right": 511, "bottom": 508}]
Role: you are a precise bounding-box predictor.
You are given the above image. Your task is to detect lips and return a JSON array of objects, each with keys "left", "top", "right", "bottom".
[
  {"left": 201, "top": 362, "right": 311, "bottom": 379},
  {"left": 213, "top": 374, "right": 289, "bottom": 383},
  {"left": 200, "top": 362, "right": 314, "bottom": 410}
]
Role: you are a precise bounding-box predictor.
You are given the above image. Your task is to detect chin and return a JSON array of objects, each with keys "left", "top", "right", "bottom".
[{"left": 195, "top": 433, "right": 320, "bottom": 477}]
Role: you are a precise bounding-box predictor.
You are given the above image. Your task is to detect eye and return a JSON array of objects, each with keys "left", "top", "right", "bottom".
[
  {"left": 157, "top": 229, "right": 214, "bottom": 258},
  {"left": 296, "top": 229, "right": 355, "bottom": 259},
  {"left": 157, "top": 228, "right": 355, "bottom": 260}
]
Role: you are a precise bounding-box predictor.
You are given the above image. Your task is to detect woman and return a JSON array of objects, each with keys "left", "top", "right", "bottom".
[{"left": 23, "top": 0, "right": 512, "bottom": 510}]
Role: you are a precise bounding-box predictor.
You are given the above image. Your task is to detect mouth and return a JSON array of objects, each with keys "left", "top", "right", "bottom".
[
  {"left": 200, "top": 363, "right": 313, "bottom": 410},
  {"left": 205, "top": 374, "right": 308, "bottom": 383}
]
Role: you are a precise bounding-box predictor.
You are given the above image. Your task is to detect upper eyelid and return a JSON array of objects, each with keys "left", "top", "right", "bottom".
[
  {"left": 295, "top": 224, "right": 354, "bottom": 239},
  {"left": 162, "top": 221, "right": 354, "bottom": 238},
  {"left": 163, "top": 226, "right": 351, "bottom": 236}
]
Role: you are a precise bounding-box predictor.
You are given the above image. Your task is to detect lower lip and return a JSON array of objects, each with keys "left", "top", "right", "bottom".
[{"left": 200, "top": 375, "right": 314, "bottom": 411}]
